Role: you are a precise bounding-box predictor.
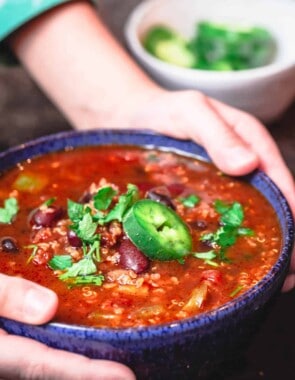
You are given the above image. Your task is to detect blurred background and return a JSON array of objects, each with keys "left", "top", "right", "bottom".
[
  {"left": 0, "top": 0, "right": 140, "bottom": 150},
  {"left": 0, "top": 1, "right": 295, "bottom": 379},
  {"left": 0, "top": 0, "right": 294, "bottom": 173}
]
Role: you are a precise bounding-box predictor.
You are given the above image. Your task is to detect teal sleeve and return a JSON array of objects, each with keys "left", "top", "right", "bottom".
[
  {"left": 0, "top": 0, "right": 71, "bottom": 64},
  {"left": 0, "top": 0, "right": 70, "bottom": 42}
]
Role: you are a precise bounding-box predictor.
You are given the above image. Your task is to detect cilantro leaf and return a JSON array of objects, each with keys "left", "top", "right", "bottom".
[
  {"left": 200, "top": 232, "right": 215, "bottom": 243},
  {"left": 200, "top": 200, "right": 254, "bottom": 262},
  {"left": 76, "top": 213, "right": 98, "bottom": 243},
  {"left": 215, "top": 200, "right": 244, "bottom": 226},
  {"left": 67, "top": 199, "right": 85, "bottom": 223},
  {"left": 93, "top": 186, "right": 117, "bottom": 211},
  {"left": 67, "top": 274, "right": 104, "bottom": 286},
  {"left": 48, "top": 255, "right": 73, "bottom": 270},
  {"left": 215, "top": 225, "right": 238, "bottom": 247},
  {"left": 214, "top": 199, "right": 231, "bottom": 214},
  {"left": 42, "top": 197, "right": 56, "bottom": 207},
  {"left": 59, "top": 254, "right": 97, "bottom": 280},
  {"left": 237, "top": 227, "right": 254, "bottom": 236},
  {"left": 192, "top": 250, "right": 219, "bottom": 266},
  {"left": 192, "top": 250, "right": 217, "bottom": 260},
  {"left": 85, "top": 240, "right": 101, "bottom": 262},
  {"left": 201, "top": 226, "right": 237, "bottom": 254},
  {"left": 0, "top": 197, "right": 19, "bottom": 224},
  {"left": 103, "top": 183, "right": 139, "bottom": 223},
  {"left": 219, "top": 202, "right": 244, "bottom": 227},
  {"left": 180, "top": 194, "right": 200, "bottom": 208}
]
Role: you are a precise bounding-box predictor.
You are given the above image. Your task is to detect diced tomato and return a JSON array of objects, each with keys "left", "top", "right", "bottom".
[
  {"left": 167, "top": 183, "right": 186, "bottom": 197},
  {"left": 201, "top": 270, "right": 222, "bottom": 285}
]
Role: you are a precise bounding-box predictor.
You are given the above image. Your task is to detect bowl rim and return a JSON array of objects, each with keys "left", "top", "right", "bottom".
[
  {"left": 124, "top": 0, "right": 295, "bottom": 82},
  {"left": 0, "top": 129, "right": 293, "bottom": 341}
]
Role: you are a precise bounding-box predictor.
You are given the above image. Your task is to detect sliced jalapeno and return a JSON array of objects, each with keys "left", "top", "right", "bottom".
[{"left": 123, "top": 199, "right": 192, "bottom": 261}]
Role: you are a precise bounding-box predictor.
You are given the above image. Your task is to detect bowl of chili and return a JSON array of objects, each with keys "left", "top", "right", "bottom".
[{"left": 0, "top": 129, "right": 293, "bottom": 379}]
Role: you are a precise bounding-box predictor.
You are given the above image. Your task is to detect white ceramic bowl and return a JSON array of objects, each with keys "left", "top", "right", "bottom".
[{"left": 125, "top": 0, "right": 295, "bottom": 122}]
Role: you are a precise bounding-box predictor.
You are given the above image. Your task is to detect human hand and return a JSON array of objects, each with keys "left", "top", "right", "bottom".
[
  {"left": 0, "top": 274, "right": 135, "bottom": 380},
  {"left": 132, "top": 89, "right": 295, "bottom": 291}
]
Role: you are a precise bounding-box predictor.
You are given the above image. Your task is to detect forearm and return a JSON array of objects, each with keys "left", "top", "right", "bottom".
[{"left": 9, "top": 1, "right": 160, "bottom": 129}]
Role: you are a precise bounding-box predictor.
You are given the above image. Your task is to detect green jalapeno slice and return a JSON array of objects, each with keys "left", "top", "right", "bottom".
[{"left": 123, "top": 199, "right": 192, "bottom": 261}]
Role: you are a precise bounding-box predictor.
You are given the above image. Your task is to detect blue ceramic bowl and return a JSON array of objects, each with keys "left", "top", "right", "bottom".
[{"left": 0, "top": 130, "right": 294, "bottom": 379}]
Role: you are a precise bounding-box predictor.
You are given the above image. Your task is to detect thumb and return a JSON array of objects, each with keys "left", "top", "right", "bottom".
[
  {"left": 0, "top": 332, "right": 136, "bottom": 380},
  {"left": 0, "top": 274, "right": 58, "bottom": 324}
]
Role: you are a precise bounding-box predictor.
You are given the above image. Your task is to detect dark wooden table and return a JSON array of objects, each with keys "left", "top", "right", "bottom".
[{"left": 0, "top": 1, "right": 294, "bottom": 379}]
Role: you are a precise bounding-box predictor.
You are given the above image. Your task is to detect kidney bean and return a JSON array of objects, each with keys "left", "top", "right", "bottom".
[
  {"left": 31, "top": 206, "right": 63, "bottom": 227},
  {"left": 119, "top": 239, "right": 150, "bottom": 274},
  {"left": 0, "top": 237, "right": 19, "bottom": 253},
  {"left": 78, "top": 192, "right": 92, "bottom": 204},
  {"left": 146, "top": 187, "right": 175, "bottom": 210},
  {"left": 67, "top": 230, "right": 82, "bottom": 247},
  {"left": 167, "top": 183, "right": 186, "bottom": 197}
]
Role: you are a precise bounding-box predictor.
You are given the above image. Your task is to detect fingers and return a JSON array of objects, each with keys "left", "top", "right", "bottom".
[
  {"left": 0, "top": 332, "right": 135, "bottom": 380},
  {"left": 0, "top": 274, "right": 58, "bottom": 324},
  {"left": 210, "top": 98, "right": 295, "bottom": 212},
  {"left": 282, "top": 274, "right": 295, "bottom": 293},
  {"left": 184, "top": 94, "right": 260, "bottom": 174},
  {"left": 134, "top": 90, "right": 260, "bottom": 173}
]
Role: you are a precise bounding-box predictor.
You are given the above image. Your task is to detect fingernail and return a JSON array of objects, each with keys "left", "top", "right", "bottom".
[
  {"left": 24, "top": 286, "right": 56, "bottom": 322},
  {"left": 225, "top": 146, "right": 257, "bottom": 168}
]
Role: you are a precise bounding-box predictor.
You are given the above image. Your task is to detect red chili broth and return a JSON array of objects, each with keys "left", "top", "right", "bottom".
[{"left": 0, "top": 146, "right": 282, "bottom": 328}]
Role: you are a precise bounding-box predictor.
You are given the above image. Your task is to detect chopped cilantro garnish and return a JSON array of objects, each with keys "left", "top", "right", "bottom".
[
  {"left": 66, "top": 274, "right": 104, "bottom": 286},
  {"left": 230, "top": 284, "right": 244, "bottom": 297},
  {"left": 67, "top": 199, "right": 100, "bottom": 244},
  {"left": 48, "top": 255, "right": 73, "bottom": 270},
  {"left": 200, "top": 200, "right": 254, "bottom": 262},
  {"left": 64, "top": 197, "right": 102, "bottom": 284},
  {"left": 0, "top": 197, "right": 19, "bottom": 224},
  {"left": 192, "top": 250, "right": 219, "bottom": 266},
  {"left": 102, "top": 183, "right": 139, "bottom": 223},
  {"left": 41, "top": 197, "right": 56, "bottom": 207},
  {"left": 214, "top": 199, "right": 231, "bottom": 214},
  {"left": 219, "top": 202, "right": 244, "bottom": 227},
  {"left": 179, "top": 194, "right": 200, "bottom": 208},
  {"left": 67, "top": 199, "right": 85, "bottom": 223},
  {"left": 59, "top": 253, "right": 97, "bottom": 280},
  {"left": 53, "top": 183, "right": 139, "bottom": 287},
  {"left": 215, "top": 225, "right": 238, "bottom": 247},
  {"left": 237, "top": 227, "right": 255, "bottom": 237},
  {"left": 75, "top": 212, "right": 98, "bottom": 243},
  {"left": 25, "top": 244, "right": 39, "bottom": 264},
  {"left": 83, "top": 240, "right": 101, "bottom": 262},
  {"left": 93, "top": 186, "right": 117, "bottom": 211},
  {"left": 192, "top": 250, "right": 217, "bottom": 260}
]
